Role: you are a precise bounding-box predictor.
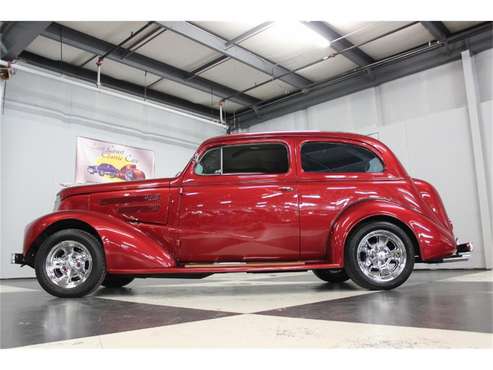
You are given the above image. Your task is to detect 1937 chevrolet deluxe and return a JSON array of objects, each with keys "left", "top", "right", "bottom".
[{"left": 13, "top": 131, "right": 472, "bottom": 298}]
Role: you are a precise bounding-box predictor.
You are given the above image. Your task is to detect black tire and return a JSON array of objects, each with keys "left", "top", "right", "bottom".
[
  {"left": 344, "top": 221, "right": 415, "bottom": 290},
  {"left": 34, "top": 229, "right": 106, "bottom": 298},
  {"left": 313, "top": 269, "right": 349, "bottom": 283},
  {"left": 102, "top": 275, "right": 134, "bottom": 288}
]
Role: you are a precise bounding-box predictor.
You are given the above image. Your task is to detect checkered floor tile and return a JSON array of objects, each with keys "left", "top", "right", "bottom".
[{"left": 1, "top": 270, "right": 492, "bottom": 349}]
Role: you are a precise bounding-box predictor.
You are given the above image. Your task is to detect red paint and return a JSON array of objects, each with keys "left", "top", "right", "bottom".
[{"left": 22, "top": 131, "right": 462, "bottom": 275}]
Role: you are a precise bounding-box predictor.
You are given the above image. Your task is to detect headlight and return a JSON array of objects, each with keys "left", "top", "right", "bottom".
[{"left": 54, "top": 194, "right": 61, "bottom": 211}]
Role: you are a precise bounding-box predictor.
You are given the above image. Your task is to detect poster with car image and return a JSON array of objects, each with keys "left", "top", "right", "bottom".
[{"left": 75, "top": 137, "right": 154, "bottom": 183}]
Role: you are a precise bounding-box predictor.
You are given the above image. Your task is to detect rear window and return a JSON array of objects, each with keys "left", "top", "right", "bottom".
[
  {"left": 195, "top": 143, "right": 289, "bottom": 175},
  {"left": 301, "top": 142, "right": 384, "bottom": 173}
]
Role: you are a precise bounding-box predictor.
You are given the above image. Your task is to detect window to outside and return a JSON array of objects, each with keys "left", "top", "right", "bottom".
[
  {"left": 301, "top": 142, "right": 384, "bottom": 173},
  {"left": 195, "top": 143, "right": 289, "bottom": 175}
]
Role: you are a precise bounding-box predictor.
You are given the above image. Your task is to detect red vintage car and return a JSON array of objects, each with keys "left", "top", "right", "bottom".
[{"left": 13, "top": 131, "right": 472, "bottom": 298}]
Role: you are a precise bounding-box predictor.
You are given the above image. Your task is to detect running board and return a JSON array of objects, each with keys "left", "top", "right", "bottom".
[
  {"left": 184, "top": 261, "right": 305, "bottom": 268},
  {"left": 109, "top": 261, "right": 341, "bottom": 275}
]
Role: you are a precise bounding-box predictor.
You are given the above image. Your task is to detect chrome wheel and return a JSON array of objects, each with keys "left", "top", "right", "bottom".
[
  {"left": 356, "top": 229, "right": 407, "bottom": 283},
  {"left": 45, "top": 241, "right": 93, "bottom": 289}
]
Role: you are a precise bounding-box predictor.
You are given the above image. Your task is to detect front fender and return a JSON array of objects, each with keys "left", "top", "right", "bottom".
[
  {"left": 329, "top": 199, "right": 456, "bottom": 265},
  {"left": 23, "top": 210, "right": 176, "bottom": 272}
]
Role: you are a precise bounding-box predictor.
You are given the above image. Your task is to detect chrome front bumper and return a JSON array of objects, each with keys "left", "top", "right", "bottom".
[{"left": 11, "top": 253, "right": 26, "bottom": 265}]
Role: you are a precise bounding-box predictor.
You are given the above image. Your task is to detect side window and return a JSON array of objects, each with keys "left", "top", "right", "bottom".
[
  {"left": 195, "top": 143, "right": 289, "bottom": 175},
  {"left": 301, "top": 142, "right": 384, "bottom": 173},
  {"left": 195, "top": 147, "right": 221, "bottom": 175},
  {"left": 223, "top": 144, "right": 288, "bottom": 174}
]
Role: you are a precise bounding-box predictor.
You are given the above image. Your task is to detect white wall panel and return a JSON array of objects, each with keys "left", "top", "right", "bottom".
[
  {"left": 0, "top": 70, "right": 225, "bottom": 279},
  {"left": 379, "top": 60, "right": 466, "bottom": 125},
  {"left": 377, "top": 121, "right": 410, "bottom": 170},
  {"left": 399, "top": 108, "right": 484, "bottom": 268}
]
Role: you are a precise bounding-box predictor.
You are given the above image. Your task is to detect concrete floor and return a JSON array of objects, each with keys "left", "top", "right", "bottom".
[{"left": 1, "top": 269, "right": 492, "bottom": 348}]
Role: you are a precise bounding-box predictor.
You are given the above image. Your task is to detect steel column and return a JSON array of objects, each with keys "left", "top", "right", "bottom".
[
  {"left": 461, "top": 49, "right": 493, "bottom": 268},
  {"left": 0, "top": 78, "right": 3, "bottom": 263}
]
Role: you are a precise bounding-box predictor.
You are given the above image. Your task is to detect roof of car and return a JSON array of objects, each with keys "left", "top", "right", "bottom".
[{"left": 202, "top": 131, "right": 380, "bottom": 146}]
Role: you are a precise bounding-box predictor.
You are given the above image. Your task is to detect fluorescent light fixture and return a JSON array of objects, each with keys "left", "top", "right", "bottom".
[{"left": 275, "top": 21, "right": 331, "bottom": 48}]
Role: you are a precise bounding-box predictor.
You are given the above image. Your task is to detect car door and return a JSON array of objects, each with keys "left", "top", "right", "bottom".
[
  {"left": 177, "top": 139, "right": 300, "bottom": 262},
  {"left": 296, "top": 138, "right": 391, "bottom": 260}
]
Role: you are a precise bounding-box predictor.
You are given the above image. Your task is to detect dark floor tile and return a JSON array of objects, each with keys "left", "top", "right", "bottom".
[
  {"left": 251, "top": 269, "right": 481, "bottom": 283},
  {"left": 0, "top": 276, "right": 213, "bottom": 291},
  {"left": 0, "top": 292, "right": 237, "bottom": 348},
  {"left": 0, "top": 269, "right": 482, "bottom": 290},
  {"left": 258, "top": 282, "right": 493, "bottom": 334}
]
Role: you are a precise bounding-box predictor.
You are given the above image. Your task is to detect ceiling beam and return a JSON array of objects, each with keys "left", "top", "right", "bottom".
[
  {"left": 421, "top": 21, "right": 451, "bottom": 41},
  {"left": 0, "top": 21, "right": 51, "bottom": 61},
  {"left": 302, "top": 21, "right": 375, "bottom": 66},
  {"left": 187, "top": 22, "right": 274, "bottom": 79},
  {"left": 41, "top": 23, "right": 260, "bottom": 107},
  {"left": 235, "top": 22, "right": 493, "bottom": 128},
  {"left": 157, "top": 21, "right": 312, "bottom": 89},
  {"left": 225, "top": 22, "right": 274, "bottom": 47},
  {"left": 188, "top": 55, "right": 229, "bottom": 79},
  {"left": 19, "top": 51, "right": 221, "bottom": 120}
]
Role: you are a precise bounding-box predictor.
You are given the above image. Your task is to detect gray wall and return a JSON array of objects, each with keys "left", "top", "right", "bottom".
[
  {"left": 245, "top": 49, "right": 493, "bottom": 269},
  {"left": 0, "top": 69, "right": 225, "bottom": 278}
]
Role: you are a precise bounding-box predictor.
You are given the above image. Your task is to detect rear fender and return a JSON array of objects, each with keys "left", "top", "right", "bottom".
[
  {"left": 23, "top": 210, "right": 176, "bottom": 272},
  {"left": 329, "top": 199, "right": 456, "bottom": 265}
]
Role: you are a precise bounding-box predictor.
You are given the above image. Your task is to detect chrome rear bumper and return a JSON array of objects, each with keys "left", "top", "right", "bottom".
[{"left": 427, "top": 242, "right": 473, "bottom": 263}]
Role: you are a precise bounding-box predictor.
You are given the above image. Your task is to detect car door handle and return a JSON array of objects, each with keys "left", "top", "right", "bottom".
[{"left": 279, "top": 186, "right": 294, "bottom": 192}]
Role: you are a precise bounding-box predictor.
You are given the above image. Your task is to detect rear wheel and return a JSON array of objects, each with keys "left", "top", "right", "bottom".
[
  {"left": 344, "top": 221, "right": 414, "bottom": 290},
  {"left": 102, "top": 275, "right": 134, "bottom": 288},
  {"left": 34, "top": 229, "right": 106, "bottom": 298},
  {"left": 313, "top": 269, "right": 349, "bottom": 283}
]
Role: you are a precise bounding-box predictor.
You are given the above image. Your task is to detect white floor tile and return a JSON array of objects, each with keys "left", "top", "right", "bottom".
[
  {"left": 442, "top": 270, "right": 493, "bottom": 282},
  {"left": 22, "top": 314, "right": 493, "bottom": 349},
  {"left": 0, "top": 284, "right": 38, "bottom": 293},
  {"left": 99, "top": 280, "right": 374, "bottom": 313}
]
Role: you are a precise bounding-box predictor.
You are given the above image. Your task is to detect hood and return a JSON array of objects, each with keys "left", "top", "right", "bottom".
[{"left": 58, "top": 178, "right": 172, "bottom": 200}]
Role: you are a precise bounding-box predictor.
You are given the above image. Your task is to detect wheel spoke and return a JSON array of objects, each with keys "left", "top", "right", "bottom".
[
  {"left": 378, "top": 235, "right": 389, "bottom": 247},
  {"left": 380, "top": 266, "right": 390, "bottom": 277}
]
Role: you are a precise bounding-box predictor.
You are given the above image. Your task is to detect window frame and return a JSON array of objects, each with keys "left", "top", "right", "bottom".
[
  {"left": 194, "top": 142, "right": 291, "bottom": 177},
  {"left": 298, "top": 140, "right": 386, "bottom": 175}
]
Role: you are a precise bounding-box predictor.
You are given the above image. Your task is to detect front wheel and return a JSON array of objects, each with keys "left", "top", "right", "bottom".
[
  {"left": 344, "top": 221, "right": 415, "bottom": 290},
  {"left": 34, "top": 229, "right": 106, "bottom": 298}
]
